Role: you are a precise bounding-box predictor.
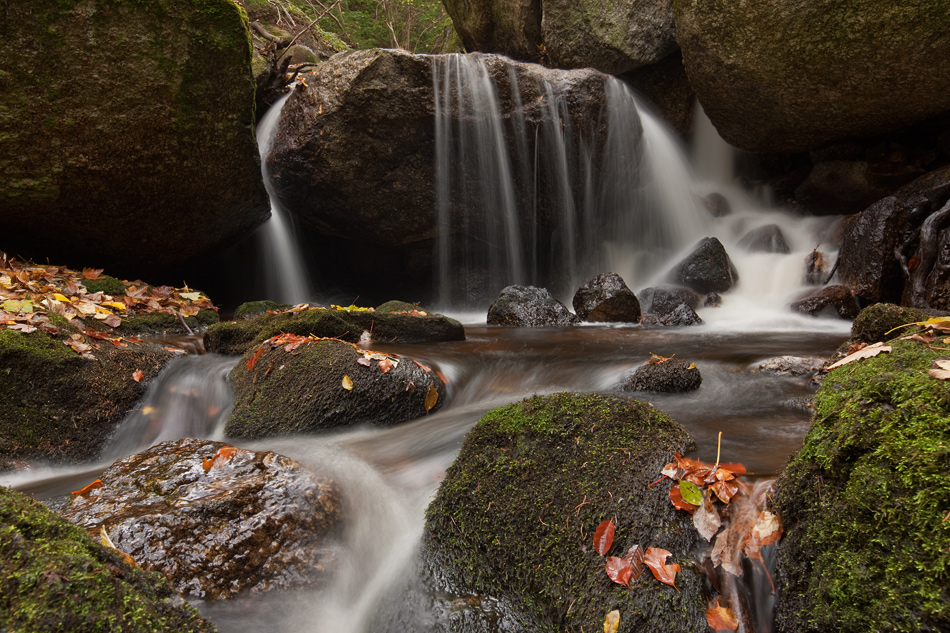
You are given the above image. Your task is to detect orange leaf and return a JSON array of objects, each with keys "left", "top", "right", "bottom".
[
  {"left": 605, "top": 556, "right": 632, "bottom": 587},
  {"left": 706, "top": 598, "right": 738, "bottom": 631},
  {"left": 82, "top": 267, "right": 104, "bottom": 280},
  {"left": 132, "top": 369, "right": 144, "bottom": 382},
  {"left": 203, "top": 446, "right": 238, "bottom": 472},
  {"left": 247, "top": 347, "right": 264, "bottom": 371},
  {"left": 424, "top": 384, "right": 438, "bottom": 412},
  {"left": 644, "top": 547, "right": 680, "bottom": 590},
  {"left": 593, "top": 519, "right": 615, "bottom": 556},
  {"left": 71, "top": 479, "right": 102, "bottom": 495},
  {"left": 379, "top": 358, "right": 393, "bottom": 373},
  {"left": 669, "top": 483, "right": 699, "bottom": 513},
  {"left": 413, "top": 359, "right": 432, "bottom": 372}
]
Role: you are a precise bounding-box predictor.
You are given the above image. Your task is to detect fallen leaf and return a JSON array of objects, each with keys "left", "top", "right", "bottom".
[
  {"left": 603, "top": 610, "right": 620, "bottom": 633},
  {"left": 180, "top": 291, "right": 201, "bottom": 301},
  {"left": 7, "top": 323, "right": 36, "bottom": 333},
  {"left": 593, "top": 519, "right": 615, "bottom": 556},
  {"left": 694, "top": 489, "right": 722, "bottom": 542},
  {"left": 247, "top": 348, "right": 264, "bottom": 370},
  {"left": 706, "top": 597, "right": 739, "bottom": 631},
  {"left": 357, "top": 357, "right": 372, "bottom": 367},
  {"left": 711, "top": 479, "right": 740, "bottom": 504},
  {"left": 132, "top": 370, "right": 144, "bottom": 383},
  {"left": 81, "top": 267, "right": 104, "bottom": 280},
  {"left": 751, "top": 510, "right": 783, "bottom": 547},
  {"left": 670, "top": 483, "right": 699, "bottom": 513},
  {"left": 624, "top": 544, "right": 645, "bottom": 582},
  {"left": 827, "top": 342, "right": 892, "bottom": 369},
  {"left": 203, "top": 446, "right": 238, "bottom": 472},
  {"left": 71, "top": 479, "right": 102, "bottom": 495},
  {"left": 379, "top": 358, "right": 393, "bottom": 373},
  {"left": 929, "top": 360, "right": 950, "bottom": 380},
  {"left": 605, "top": 556, "right": 632, "bottom": 587},
  {"left": 644, "top": 547, "right": 680, "bottom": 590},
  {"left": 424, "top": 384, "right": 438, "bottom": 412},
  {"left": 649, "top": 352, "right": 673, "bottom": 364},
  {"left": 413, "top": 359, "right": 432, "bottom": 372},
  {"left": 342, "top": 375, "right": 354, "bottom": 390},
  {"left": 679, "top": 479, "right": 704, "bottom": 506},
  {"left": 100, "top": 526, "right": 136, "bottom": 567}
]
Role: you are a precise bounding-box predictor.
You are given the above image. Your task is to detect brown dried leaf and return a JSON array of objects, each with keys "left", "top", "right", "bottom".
[
  {"left": 706, "top": 597, "right": 739, "bottom": 631},
  {"left": 132, "top": 369, "right": 144, "bottom": 383},
  {"left": 593, "top": 519, "right": 615, "bottom": 556},
  {"left": 424, "top": 384, "right": 438, "bottom": 412},
  {"left": 929, "top": 360, "right": 950, "bottom": 380},
  {"left": 693, "top": 489, "right": 722, "bottom": 542},
  {"left": 379, "top": 358, "right": 393, "bottom": 373},
  {"left": 827, "top": 342, "right": 891, "bottom": 369},
  {"left": 644, "top": 547, "right": 680, "bottom": 590},
  {"left": 624, "top": 544, "right": 644, "bottom": 582},
  {"left": 605, "top": 556, "right": 632, "bottom": 587}
]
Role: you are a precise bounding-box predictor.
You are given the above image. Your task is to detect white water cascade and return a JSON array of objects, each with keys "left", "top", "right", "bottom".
[{"left": 256, "top": 95, "right": 313, "bottom": 305}]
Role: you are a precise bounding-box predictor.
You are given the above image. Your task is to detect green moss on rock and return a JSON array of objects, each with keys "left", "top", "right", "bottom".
[
  {"left": 423, "top": 393, "right": 707, "bottom": 632},
  {"left": 82, "top": 276, "right": 127, "bottom": 296},
  {"left": 0, "top": 486, "right": 216, "bottom": 632},
  {"left": 233, "top": 299, "right": 283, "bottom": 320},
  {"left": 774, "top": 338, "right": 950, "bottom": 632},
  {"left": 850, "top": 302, "right": 935, "bottom": 344}
]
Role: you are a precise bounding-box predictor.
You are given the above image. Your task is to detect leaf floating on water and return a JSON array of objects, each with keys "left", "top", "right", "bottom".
[
  {"left": 71, "top": 479, "right": 102, "bottom": 496},
  {"left": 424, "top": 384, "right": 438, "bottom": 412},
  {"left": 644, "top": 547, "right": 680, "bottom": 590},
  {"left": 603, "top": 609, "right": 620, "bottom": 633},
  {"left": 132, "top": 369, "right": 144, "bottom": 383},
  {"left": 929, "top": 360, "right": 950, "bottom": 380},
  {"left": 342, "top": 375, "right": 354, "bottom": 390},
  {"left": 605, "top": 556, "right": 632, "bottom": 587},
  {"left": 593, "top": 519, "right": 615, "bottom": 556},
  {"left": 827, "top": 341, "right": 891, "bottom": 369},
  {"left": 705, "top": 597, "right": 738, "bottom": 631}
]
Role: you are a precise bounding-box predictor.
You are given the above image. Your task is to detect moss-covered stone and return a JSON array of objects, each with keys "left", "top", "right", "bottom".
[
  {"left": 204, "top": 305, "right": 465, "bottom": 355},
  {"left": 423, "top": 393, "right": 707, "bottom": 632},
  {"left": 82, "top": 276, "right": 127, "bottom": 297},
  {"left": 0, "top": 0, "right": 268, "bottom": 280},
  {"left": 0, "top": 486, "right": 216, "bottom": 632},
  {"left": 0, "top": 326, "right": 175, "bottom": 469},
  {"left": 850, "top": 302, "right": 935, "bottom": 344},
  {"left": 233, "top": 299, "right": 283, "bottom": 320},
  {"left": 774, "top": 338, "right": 950, "bottom": 632},
  {"left": 226, "top": 338, "right": 447, "bottom": 438}
]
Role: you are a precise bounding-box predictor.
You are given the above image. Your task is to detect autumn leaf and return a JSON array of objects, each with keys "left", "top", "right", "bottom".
[
  {"left": 711, "top": 479, "right": 740, "bottom": 504},
  {"left": 644, "top": 547, "right": 680, "bottom": 590},
  {"left": 413, "top": 359, "right": 432, "bottom": 372},
  {"left": 648, "top": 352, "right": 673, "bottom": 364},
  {"left": 100, "top": 526, "right": 136, "bottom": 567},
  {"left": 203, "top": 446, "right": 238, "bottom": 472},
  {"left": 593, "top": 519, "right": 615, "bottom": 556},
  {"left": 357, "top": 357, "right": 371, "bottom": 367},
  {"left": 81, "top": 267, "right": 104, "bottom": 280},
  {"left": 424, "top": 384, "right": 438, "bottom": 412},
  {"left": 379, "top": 358, "right": 393, "bottom": 373},
  {"left": 694, "top": 489, "right": 722, "bottom": 542},
  {"left": 886, "top": 316, "right": 950, "bottom": 335},
  {"left": 603, "top": 610, "right": 620, "bottom": 633},
  {"left": 71, "top": 479, "right": 102, "bottom": 496},
  {"left": 670, "top": 483, "right": 699, "bottom": 513},
  {"left": 706, "top": 597, "right": 738, "bottom": 631},
  {"left": 679, "top": 479, "right": 703, "bottom": 506},
  {"left": 624, "top": 544, "right": 645, "bottom": 582},
  {"left": 132, "top": 369, "right": 144, "bottom": 382},
  {"left": 342, "top": 375, "right": 354, "bottom": 390},
  {"left": 929, "top": 360, "right": 950, "bottom": 380},
  {"left": 247, "top": 348, "right": 264, "bottom": 371},
  {"left": 605, "top": 556, "right": 633, "bottom": 587},
  {"left": 827, "top": 341, "right": 892, "bottom": 369}
]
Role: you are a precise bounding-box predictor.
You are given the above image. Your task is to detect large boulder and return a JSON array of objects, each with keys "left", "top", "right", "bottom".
[
  {"left": 541, "top": 0, "right": 677, "bottom": 75},
  {"left": 1, "top": 486, "right": 216, "bottom": 632},
  {"left": 0, "top": 0, "right": 268, "bottom": 279},
  {"left": 572, "top": 273, "right": 641, "bottom": 323},
  {"left": 61, "top": 438, "right": 340, "bottom": 600},
  {"left": 668, "top": 237, "right": 739, "bottom": 294},
  {"left": 423, "top": 393, "right": 708, "bottom": 632},
  {"left": 226, "top": 337, "right": 447, "bottom": 438},
  {"left": 837, "top": 166, "right": 950, "bottom": 309},
  {"left": 674, "top": 0, "right": 950, "bottom": 152},
  {"left": 773, "top": 338, "right": 950, "bottom": 631},
  {"left": 440, "top": 0, "right": 543, "bottom": 62},
  {"left": 487, "top": 285, "right": 579, "bottom": 327}
]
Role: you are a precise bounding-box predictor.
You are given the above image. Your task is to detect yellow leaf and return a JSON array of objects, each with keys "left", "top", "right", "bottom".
[
  {"left": 424, "top": 384, "right": 438, "bottom": 412},
  {"left": 103, "top": 301, "right": 127, "bottom": 311},
  {"left": 53, "top": 293, "right": 69, "bottom": 302},
  {"left": 342, "top": 375, "right": 354, "bottom": 390},
  {"left": 603, "top": 610, "right": 620, "bottom": 633}
]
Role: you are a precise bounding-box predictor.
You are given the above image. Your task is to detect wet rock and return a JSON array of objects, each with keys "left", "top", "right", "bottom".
[
  {"left": 790, "top": 285, "right": 860, "bottom": 320},
  {"left": 226, "top": 338, "right": 447, "bottom": 438},
  {"left": 669, "top": 237, "right": 739, "bottom": 294},
  {"left": 424, "top": 393, "right": 707, "bottom": 632},
  {"left": 749, "top": 356, "right": 825, "bottom": 377},
  {"left": 204, "top": 303, "right": 465, "bottom": 356},
  {"left": 439, "top": 0, "right": 543, "bottom": 62},
  {"left": 61, "top": 438, "right": 340, "bottom": 600},
  {"left": 702, "top": 192, "right": 732, "bottom": 218},
  {"left": 849, "top": 303, "right": 935, "bottom": 345},
  {"left": 572, "top": 273, "right": 641, "bottom": 323},
  {"left": 487, "top": 285, "right": 579, "bottom": 327},
  {"left": 1, "top": 486, "right": 215, "bottom": 632},
  {"left": 621, "top": 359, "right": 702, "bottom": 392},
  {"left": 738, "top": 224, "right": 791, "bottom": 254},
  {"left": 675, "top": 0, "right": 950, "bottom": 152},
  {"left": 803, "top": 249, "right": 829, "bottom": 285},
  {"left": 0, "top": 0, "right": 268, "bottom": 280},
  {"left": 793, "top": 160, "right": 892, "bottom": 215},
  {"left": 620, "top": 51, "right": 695, "bottom": 133},
  {"left": 541, "top": 0, "right": 677, "bottom": 75},
  {"left": 233, "top": 300, "right": 284, "bottom": 321},
  {"left": 704, "top": 292, "right": 722, "bottom": 307},
  {"left": 774, "top": 340, "right": 950, "bottom": 630},
  {"left": 653, "top": 303, "right": 705, "bottom": 327},
  {"left": 639, "top": 285, "right": 701, "bottom": 315}
]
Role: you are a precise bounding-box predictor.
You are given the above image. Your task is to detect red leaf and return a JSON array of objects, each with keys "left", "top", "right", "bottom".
[
  {"left": 247, "top": 347, "right": 264, "bottom": 371},
  {"left": 71, "top": 479, "right": 102, "bottom": 495},
  {"left": 706, "top": 597, "right": 738, "bottom": 631},
  {"left": 644, "top": 547, "right": 680, "bottom": 590},
  {"left": 379, "top": 358, "right": 393, "bottom": 373},
  {"left": 605, "top": 556, "right": 632, "bottom": 587},
  {"left": 413, "top": 359, "right": 431, "bottom": 372},
  {"left": 593, "top": 519, "right": 615, "bottom": 556},
  {"left": 711, "top": 479, "right": 740, "bottom": 504},
  {"left": 132, "top": 369, "right": 144, "bottom": 383},
  {"left": 624, "top": 544, "right": 645, "bottom": 582},
  {"left": 669, "top": 483, "right": 699, "bottom": 513}
]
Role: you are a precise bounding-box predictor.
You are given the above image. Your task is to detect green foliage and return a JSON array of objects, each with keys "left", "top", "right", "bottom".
[{"left": 775, "top": 338, "right": 950, "bottom": 632}]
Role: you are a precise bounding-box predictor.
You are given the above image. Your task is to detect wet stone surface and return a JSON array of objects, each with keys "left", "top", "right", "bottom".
[{"left": 61, "top": 438, "right": 341, "bottom": 600}]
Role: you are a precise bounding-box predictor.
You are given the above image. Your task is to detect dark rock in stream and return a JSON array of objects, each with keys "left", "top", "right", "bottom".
[
  {"left": 0, "top": 486, "right": 216, "bottom": 632},
  {"left": 738, "top": 223, "right": 791, "bottom": 254},
  {"left": 486, "top": 285, "right": 579, "bottom": 327},
  {"left": 639, "top": 284, "right": 701, "bottom": 315},
  {"left": 641, "top": 302, "right": 705, "bottom": 327},
  {"left": 572, "top": 273, "right": 641, "bottom": 323},
  {"left": 226, "top": 338, "right": 447, "bottom": 438},
  {"left": 423, "top": 393, "right": 708, "bottom": 632},
  {"left": 790, "top": 285, "right": 861, "bottom": 320},
  {"left": 60, "top": 438, "right": 340, "bottom": 600},
  {"left": 621, "top": 358, "right": 702, "bottom": 392},
  {"left": 668, "top": 237, "right": 739, "bottom": 294}
]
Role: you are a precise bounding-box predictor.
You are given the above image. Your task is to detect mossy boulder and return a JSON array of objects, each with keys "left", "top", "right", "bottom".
[
  {"left": 61, "top": 438, "right": 341, "bottom": 600},
  {"left": 674, "top": 0, "right": 950, "bottom": 152},
  {"left": 439, "top": 0, "right": 543, "bottom": 62},
  {"left": 0, "top": 0, "right": 269, "bottom": 280},
  {"left": 0, "top": 327, "right": 175, "bottom": 470},
  {"left": 226, "top": 338, "right": 447, "bottom": 438},
  {"left": 0, "top": 486, "right": 215, "bottom": 633},
  {"left": 850, "top": 303, "right": 935, "bottom": 345},
  {"left": 773, "top": 338, "right": 950, "bottom": 631},
  {"left": 423, "top": 393, "right": 708, "bottom": 632},
  {"left": 204, "top": 304, "right": 465, "bottom": 356}
]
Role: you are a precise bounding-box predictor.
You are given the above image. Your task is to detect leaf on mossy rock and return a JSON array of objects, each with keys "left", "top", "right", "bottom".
[
  {"left": 929, "top": 360, "right": 950, "bottom": 380},
  {"left": 593, "top": 519, "right": 615, "bottom": 556},
  {"left": 827, "top": 341, "right": 892, "bottom": 369},
  {"left": 603, "top": 610, "right": 620, "bottom": 633},
  {"left": 643, "top": 547, "right": 680, "bottom": 590},
  {"left": 694, "top": 489, "right": 722, "bottom": 542},
  {"left": 605, "top": 556, "right": 632, "bottom": 587},
  {"left": 679, "top": 479, "right": 704, "bottom": 506},
  {"left": 706, "top": 597, "right": 738, "bottom": 631}
]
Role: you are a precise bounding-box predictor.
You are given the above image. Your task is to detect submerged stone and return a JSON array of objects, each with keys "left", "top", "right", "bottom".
[
  {"left": 738, "top": 224, "right": 791, "bottom": 254},
  {"left": 0, "top": 486, "right": 215, "bottom": 632},
  {"left": 423, "top": 393, "right": 707, "bottom": 632},
  {"left": 61, "top": 438, "right": 340, "bottom": 600}
]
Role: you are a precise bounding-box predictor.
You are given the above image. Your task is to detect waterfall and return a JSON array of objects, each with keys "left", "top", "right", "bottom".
[{"left": 257, "top": 95, "right": 313, "bottom": 305}]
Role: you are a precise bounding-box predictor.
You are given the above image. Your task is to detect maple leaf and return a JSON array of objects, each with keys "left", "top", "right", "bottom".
[{"left": 81, "top": 267, "right": 104, "bottom": 280}]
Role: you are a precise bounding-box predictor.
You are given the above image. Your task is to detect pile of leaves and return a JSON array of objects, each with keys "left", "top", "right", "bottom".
[{"left": 0, "top": 253, "right": 215, "bottom": 356}]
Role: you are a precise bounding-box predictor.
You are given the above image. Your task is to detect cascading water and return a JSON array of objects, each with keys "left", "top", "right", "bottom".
[{"left": 256, "top": 94, "right": 313, "bottom": 305}]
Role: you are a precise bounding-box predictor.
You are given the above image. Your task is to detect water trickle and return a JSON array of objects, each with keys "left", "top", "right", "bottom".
[{"left": 257, "top": 95, "right": 313, "bottom": 304}]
